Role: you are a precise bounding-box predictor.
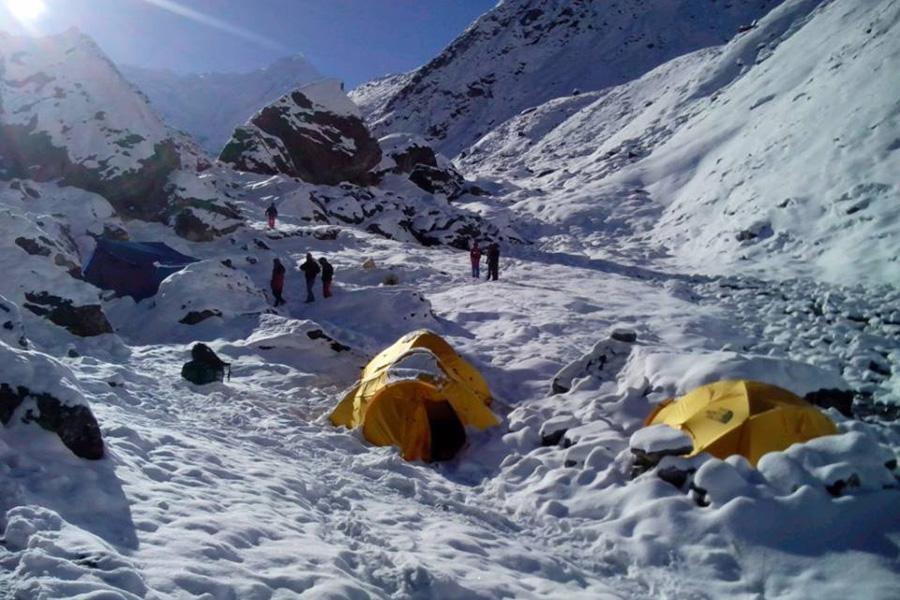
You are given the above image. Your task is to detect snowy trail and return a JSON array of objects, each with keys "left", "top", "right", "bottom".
[{"left": 4, "top": 219, "right": 899, "bottom": 598}]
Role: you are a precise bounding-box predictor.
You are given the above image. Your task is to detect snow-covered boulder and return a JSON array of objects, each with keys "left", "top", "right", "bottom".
[
  {"left": 0, "top": 343, "right": 104, "bottom": 459},
  {"left": 219, "top": 314, "right": 365, "bottom": 385},
  {"left": 149, "top": 260, "right": 269, "bottom": 330},
  {"left": 220, "top": 80, "right": 382, "bottom": 186},
  {"left": 378, "top": 133, "right": 466, "bottom": 199},
  {"left": 551, "top": 331, "right": 637, "bottom": 394},
  {"left": 0, "top": 184, "right": 116, "bottom": 337}
]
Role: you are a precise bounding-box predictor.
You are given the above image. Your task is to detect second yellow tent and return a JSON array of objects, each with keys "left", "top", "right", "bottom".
[{"left": 644, "top": 380, "right": 837, "bottom": 465}]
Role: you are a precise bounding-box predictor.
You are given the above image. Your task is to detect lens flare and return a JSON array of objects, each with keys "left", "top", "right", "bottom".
[
  {"left": 7, "top": 0, "right": 46, "bottom": 22},
  {"left": 141, "top": 0, "right": 285, "bottom": 51}
]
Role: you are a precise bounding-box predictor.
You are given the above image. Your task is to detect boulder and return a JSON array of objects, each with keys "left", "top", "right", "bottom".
[
  {"left": 629, "top": 424, "right": 693, "bottom": 476},
  {"left": 378, "top": 133, "right": 466, "bottom": 199},
  {"left": 0, "top": 344, "right": 104, "bottom": 460},
  {"left": 220, "top": 80, "right": 382, "bottom": 186},
  {"left": 22, "top": 292, "right": 113, "bottom": 337}
]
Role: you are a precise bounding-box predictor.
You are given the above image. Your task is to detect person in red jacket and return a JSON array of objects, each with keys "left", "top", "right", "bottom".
[
  {"left": 469, "top": 240, "right": 482, "bottom": 278},
  {"left": 271, "top": 258, "right": 286, "bottom": 306}
]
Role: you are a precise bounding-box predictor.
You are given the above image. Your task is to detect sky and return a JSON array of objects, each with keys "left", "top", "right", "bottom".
[{"left": 0, "top": 0, "right": 497, "bottom": 87}]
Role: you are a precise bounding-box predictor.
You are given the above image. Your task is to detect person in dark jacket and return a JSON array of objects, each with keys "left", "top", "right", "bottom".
[
  {"left": 300, "top": 253, "right": 320, "bottom": 303},
  {"left": 271, "top": 258, "right": 286, "bottom": 306},
  {"left": 486, "top": 242, "right": 500, "bottom": 281},
  {"left": 265, "top": 202, "right": 278, "bottom": 229},
  {"left": 469, "top": 240, "right": 482, "bottom": 278},
  {"left": 318, "top": 257, "right": 334, "bottom": 298}
]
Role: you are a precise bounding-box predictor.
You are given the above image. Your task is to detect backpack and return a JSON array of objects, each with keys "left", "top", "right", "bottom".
[{"left": 183, "top": 343, "right": 231, "bottom": 385}]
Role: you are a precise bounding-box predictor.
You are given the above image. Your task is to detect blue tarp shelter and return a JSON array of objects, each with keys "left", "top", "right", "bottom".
[{"left": 83, "top": 239, "right": 198, "bottom": 301}]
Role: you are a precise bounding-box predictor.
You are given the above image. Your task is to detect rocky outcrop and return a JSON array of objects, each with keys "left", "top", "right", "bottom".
[
  {"left": 378, "top": 133, "right": 466, "bottom": 199},
  {"left": 0, "top": 344, "right": 105, "bottom": 460},
  {"left": 220, "top": 80, "right": 382, "bottom": 186},
  {"left": 22, "top": 292, "right": 113, "bottom": 337}
]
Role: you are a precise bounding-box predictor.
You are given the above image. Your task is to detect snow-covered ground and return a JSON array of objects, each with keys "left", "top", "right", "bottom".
[
  {"left": 2, "top": 181, "right": 898, "bottom": 597},
  {"left": 2, "top": 0, "right": 900, "bottom": 598}
]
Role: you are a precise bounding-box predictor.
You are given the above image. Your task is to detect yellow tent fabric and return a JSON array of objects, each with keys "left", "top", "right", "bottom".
[
  {"left": 331, "top": 330, "right": 498, "bottom": 461},
  {"left": 644, "top": 380, "right": 837, "bottom": 465}
]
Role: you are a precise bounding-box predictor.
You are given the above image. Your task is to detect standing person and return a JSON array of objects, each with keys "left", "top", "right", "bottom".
[
  {"left": 469, "top": 240, "right": 482, "bottom": 278},
  {"left": 486, "top": 242, "right": 500, "bottom": 281},
  {"left": 318, "top": 257, "right": 334, "bottom": 298},
  {"left": 265, "top": 202, "right": 278, "bottom": 229},
  {"left": 300, "top": 253, "right": 320, "bottom": 303},
  {"left": 270, "top": 258, "right": 286, "bottom": 306}
]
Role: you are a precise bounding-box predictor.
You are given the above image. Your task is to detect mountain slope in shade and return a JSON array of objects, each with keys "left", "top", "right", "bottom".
[
  {"left": 356, "top": 0, "right": 783, "bottom": 157},
  {"left": 458, "top": 0, "right": 900, "bottom": 284},
  {"left": 122, "top": 56, "right": 323, "bottom": 155}
]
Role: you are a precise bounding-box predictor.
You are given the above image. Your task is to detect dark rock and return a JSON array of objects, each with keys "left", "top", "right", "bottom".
[
  {"left": 220, "top": 89, "right": 382, "bottom": 186},
  {"left": 540, "top": 429, "right": 567, "bottom": 447},
  {"left": 1, "top": 383, "right": 104, "bottom": 460},
  {"left": 408, "top": 164, "right": 465, "bottom": 199},
  {"left": 22, "top": 292, "right": 113, "bottom": 337},
  {"left": 181, "top": 360, "right": 224, "bottom": 385},
  {"left": 15, "top": 237, "right": 51, "bottom": 256},
  {"left": 0, "top": 296, "right": 28, "bottom": 348},
  {"left": 736, "top": 222, "right": 773, "bottom": 243},
  {"left": 804, "top": 388, "right": 854, "bottom": 417},
  {"left": 179, "top": 309, "right": 223, "bottom": 325},
  {"left": 610, "top": 328, "right": 637, "bottom": 343},
  {"left": 306, "top": 329, "right": 351, "bottom": 352},
  {"left": 174, "top": 208, "right": 241, "bottom": 242},
  {"left": 389, "top": 144, "right": 438, "bottom": 174},
  {"left": 825, "top": 473, "right": 860, "bottom": 497}
]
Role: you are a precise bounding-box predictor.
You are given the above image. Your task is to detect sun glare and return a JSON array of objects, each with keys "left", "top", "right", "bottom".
[{"left": 7, "top": 0, "right": 46, "bottom": 22}]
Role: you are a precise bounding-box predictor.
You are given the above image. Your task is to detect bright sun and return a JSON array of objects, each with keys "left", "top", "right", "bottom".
[{"left": 7, "top": 0, "right": 46, "bottom": 22}]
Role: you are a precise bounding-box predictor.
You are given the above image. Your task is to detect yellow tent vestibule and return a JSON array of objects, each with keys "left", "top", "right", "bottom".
[
  {"left": 331, "top": 330, "right": 499, "bottom": 462},
  {"left": 644, "top": 380, "right": 838, "bottom": 465}
]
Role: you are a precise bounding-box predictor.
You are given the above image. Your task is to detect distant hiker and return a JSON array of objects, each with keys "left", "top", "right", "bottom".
[
  {"left": 271, "top": 258, "right": 286, "bottom": 306},
  {"left": 300, "top": 253, "right": 320, "bottom": 303},
  {"left": 265, "top": 202, "right": 278, "bottom": 229},
  {"left": 486, "top": 242, "right": 500, "bottom": 281},
  {"left": 319, "top": 257, "right": 334, "bottom": 299},
  {"left": 469, "top": 240, "right": 482, "bottom": 278}
]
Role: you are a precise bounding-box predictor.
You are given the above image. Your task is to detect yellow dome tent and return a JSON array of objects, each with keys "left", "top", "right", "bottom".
[
  {"left": 331, "top": 330, "right": 499, "bottom": 461},
  {"left": 644, "top": 380, "right": 838, "bottom": 465}
]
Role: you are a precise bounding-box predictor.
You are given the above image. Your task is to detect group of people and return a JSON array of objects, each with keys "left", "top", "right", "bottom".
[
  {"left": 469, "top": 240, "right": 501, "bottom": 281},
  {"left": 270, "top": 253, "right": 334, "bottom": 306}
]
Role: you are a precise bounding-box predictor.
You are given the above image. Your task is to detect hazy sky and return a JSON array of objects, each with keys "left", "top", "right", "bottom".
[{"left": 0, "top": 0, "right": 496, "bottom": 86}]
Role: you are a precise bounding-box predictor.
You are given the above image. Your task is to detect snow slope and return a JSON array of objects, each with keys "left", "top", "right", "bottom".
[
  {"left": 123, "top": 56, "right": 323, "bottom": 155},
  {"left": 458, "top": 0, "right": 900, "bottom": 284},
  {"left": 354, "top": 0, "right": 783, "bottom": 156}
]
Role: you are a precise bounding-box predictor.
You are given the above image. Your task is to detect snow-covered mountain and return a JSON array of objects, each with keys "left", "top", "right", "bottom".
[
  {"left": 0, "top": 28, "right": 240, "bottom": 237},
  {"left": 456, "top": 0, "right": 900, "bottom": 284},
  {"left": 122, "top": 56, "right": 323, "bottom": 154},
  {"left": 352, "top": 0, "right": 784, "bottom": 157}
]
